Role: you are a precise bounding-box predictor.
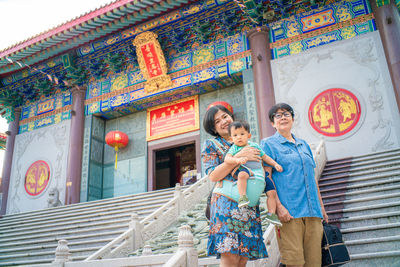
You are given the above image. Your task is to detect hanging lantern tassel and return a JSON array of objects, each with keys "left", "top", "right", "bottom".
[
  {"left": 105, "top": 131, "right": 129, "bottom": 170},
  {"left": 114, "top": 146, "right": 119, "bottom": 169}
]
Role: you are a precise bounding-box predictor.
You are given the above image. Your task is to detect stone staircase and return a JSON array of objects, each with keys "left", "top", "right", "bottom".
[
  {"left": 320, "top": 148, "right": 400, "bottom": 267},
  {"left": 0, "top": 187, "right": 178, "bottom": 266}
]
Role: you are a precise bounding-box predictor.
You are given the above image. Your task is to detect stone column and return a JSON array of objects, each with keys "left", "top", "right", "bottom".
[
  {"left": 65, "top": 86, "right": 86, "bottom": 205},
  {"left": 371, "top": 0, "right": 400, "bottom": 111},
  {"left": 0, "top": 108, "right": 21, "bottom": 215},
  {"left": 247, "top": 26, "right": 276, "bottom": 139}
]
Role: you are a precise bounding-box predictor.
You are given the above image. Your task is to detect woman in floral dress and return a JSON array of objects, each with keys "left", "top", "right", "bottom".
[{"left": 202, "top": 104, "right": 268, "bottom": 267}]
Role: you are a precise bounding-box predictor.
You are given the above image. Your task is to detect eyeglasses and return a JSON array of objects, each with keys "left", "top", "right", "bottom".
[{"left": 273, "top": 111, "right": 292, "bottom": 119}]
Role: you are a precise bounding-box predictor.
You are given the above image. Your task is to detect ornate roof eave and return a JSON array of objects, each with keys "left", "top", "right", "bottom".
[{"left": 0, "top": 0, "right": 193, "bottom": 77}]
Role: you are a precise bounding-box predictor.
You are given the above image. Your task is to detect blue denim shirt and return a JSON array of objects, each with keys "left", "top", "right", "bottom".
[{"left": 260, "top": 132, "right": 323, "bottom": 219}]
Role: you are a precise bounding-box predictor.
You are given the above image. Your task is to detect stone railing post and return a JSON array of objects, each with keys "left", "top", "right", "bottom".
[
  {"left": 174, "top": 183, "right": 184, "bottom": 213},
  {"left": 130, "top": 213, "right": 143, "bottom": 251},
  {"left": 142, "top": 245, "right": 153, "bottom": 256},
  {"left": 177, "top": 225, "right": 198, "bottom": 267},
  {"left": 53, "top": 240, "right": 71, "bottom": 263}
]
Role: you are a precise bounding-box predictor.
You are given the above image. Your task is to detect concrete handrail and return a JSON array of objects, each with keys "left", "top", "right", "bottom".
[
  {"left": 312, "top": 138, "right": 327, "bottom": 181},
  {"left": 85, "top": 176, "right": 212, "bottom": 260}
]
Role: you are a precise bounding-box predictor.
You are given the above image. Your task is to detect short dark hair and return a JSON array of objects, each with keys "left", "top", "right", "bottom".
[
  {"left": 228, "top": 120, "right": 250, "bottom": 135},
  {"left": 268, "top": 103, "right": 294, "bottom": 122},
  {"left": 203, "top": 105, "right": 234, "bottom": 137}
]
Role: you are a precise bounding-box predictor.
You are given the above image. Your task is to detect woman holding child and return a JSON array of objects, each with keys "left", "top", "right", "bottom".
[
  {"left": 201, "top": 104, "right": 268, "bottom": 267},
  {"left": 260, "top": 103, "right": 329, "bottom": 267}
]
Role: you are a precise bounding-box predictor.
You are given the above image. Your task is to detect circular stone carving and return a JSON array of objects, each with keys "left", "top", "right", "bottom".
[
  {"left": 24, "top": 160, "right": 50, "bottom": 196},
  {"left": 308, "top": 88, "right": 361, "bottom": 137}
]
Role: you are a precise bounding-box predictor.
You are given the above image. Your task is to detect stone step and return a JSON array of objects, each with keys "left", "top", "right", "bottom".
[
  {"left": 0, "top": 213, "right": 131, "bottom": 240},
  {"left": 320, "top": 175, "right": 400, "bottom": 195},
  {"left": 0, "top": 189, "right": 175, "bottom": 224},
  {"left": 341, "top": 222, "right": 400, "bottom": 240},
  {"left": 332, "top": 210, "right": 400, "bottom": 229},
  {"left": 323, "top": 154, "right": 400, "bottom": 173},
  {"left": 0, "top": 254, "right": 87, "bottom": 267},
  {"left": 321, "top": 158, "right": 400, "bottom": 178},
  {"left": 348, "top": 251, "right": 400, "bottom": 267},
  {"left": 323, "top": 192, "right": 400, "bottom": 211},
  {"left": 319, "top": 167, "right": 400, "bottom": 186},
  {"left": 0, "top": 224, "right": 127, "bottom": 248},
  {"left": 322, "top": 183, "right": 400, "bottom": 203},
  {"left": 345, "top": 235, "right": 400, "bottom": 255},
  {"left": 0, "top": 203, "right": 159, "bottom": 234},
  {"left": 327, "top": 201, "right": 400, "bottom": 222},
  {"left": 0, "top": 245, "right": 101, "bottom": 261},
  {"left": 0, "top": 237, "right": 115, "bottom": 255},
  {"left": 325, "top": 148, "right": 400, "bottom": 168}
]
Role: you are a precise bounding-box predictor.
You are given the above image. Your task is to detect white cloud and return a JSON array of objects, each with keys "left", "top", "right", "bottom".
[{"left": 0, "top": 0, "right": 113, "bottom": 50}]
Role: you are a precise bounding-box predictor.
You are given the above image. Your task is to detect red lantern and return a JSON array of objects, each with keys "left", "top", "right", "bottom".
[
  {"left": 207, "top": 101, "right": 233, "bottom": 114},
  {"left": 105, "top": 131, "right": 129, "bottom": 169}
]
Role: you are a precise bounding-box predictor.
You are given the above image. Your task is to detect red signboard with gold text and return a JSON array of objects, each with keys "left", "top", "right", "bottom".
[
  {"left": 308, "top": 88, "right": 361, "bottom": 137},
  {"left": 25, "top": 160, "right": 50, "bottom": 196},
  {"left": 133, "top": 31, "right": 172, "bottom": 93},
  {"left": 147, "top": 95, "right": 199, "bottom": 141},
  {"left": 141, "top": 43, "right": 163, "bottom": 78}
]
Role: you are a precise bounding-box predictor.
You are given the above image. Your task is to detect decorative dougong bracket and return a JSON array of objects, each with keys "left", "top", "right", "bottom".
[{"left": 132, "top": 31, "right": 173, "bottom": 94}]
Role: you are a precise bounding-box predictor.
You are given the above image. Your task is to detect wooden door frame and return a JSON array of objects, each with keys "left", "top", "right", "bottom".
[{"left": 147, "top": 131, "right": 201, "bottom": 191}]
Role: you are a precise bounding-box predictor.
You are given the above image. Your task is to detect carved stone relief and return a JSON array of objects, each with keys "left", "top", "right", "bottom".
[
  {"left": 7, "top": 120, "right": 70, "bottom": 214},
  {"left": 271, "top": 32, "right": 398, "bottom": 156}
]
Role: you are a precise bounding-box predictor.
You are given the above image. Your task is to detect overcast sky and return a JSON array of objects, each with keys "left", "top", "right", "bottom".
[{"left": 0, "top": 0, "right": 114, "bottom": 174}]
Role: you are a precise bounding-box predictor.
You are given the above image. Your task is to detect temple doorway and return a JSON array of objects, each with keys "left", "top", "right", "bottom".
[
  {"left": 147, "top": 132, "right": 201, "bottom": 191},
  {"left": 154, "top": 143, "right": 197, "bottom": 190}
]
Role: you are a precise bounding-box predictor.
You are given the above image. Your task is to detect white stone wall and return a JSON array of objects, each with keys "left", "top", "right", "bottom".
[
  {"left": 6, "top": 120, "right": 71, "bottom": 214},
  {"left": 271, "top": 31, "right": 400, "bottom": 160}
]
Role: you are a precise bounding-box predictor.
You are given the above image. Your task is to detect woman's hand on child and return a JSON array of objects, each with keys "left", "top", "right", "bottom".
[
  {"left": 274, "top": 164, "right": 283, "bottom": 172},
  {"left": 237, "top": 157, "right": 248, "bottom": 165},
  {"left": 236, "top": 146, "right": 261, "bottom": 162}
]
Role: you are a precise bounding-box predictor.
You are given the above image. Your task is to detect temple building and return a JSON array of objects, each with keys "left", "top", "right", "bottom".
[{"left": 0, "top": 0, "right": 399, "bottom": 217}]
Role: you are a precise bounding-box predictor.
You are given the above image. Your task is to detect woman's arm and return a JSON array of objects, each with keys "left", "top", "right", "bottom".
[
  {"left": 208, "top": 161, "right": 238, "bottom": 182},
  {"left": 316, "top": 178, "right": 329, "bottom": 222},
  {"left": 234, "top": 146, "right": 261, "bottom": 161},
  {"left": 225, "top": 153, "right": 247, "bottom": 165}
]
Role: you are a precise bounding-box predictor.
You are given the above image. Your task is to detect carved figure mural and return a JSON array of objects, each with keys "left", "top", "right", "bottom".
[
  {"left": 24, "top": 160, "right": 51, "bottom": 196},
  {"left": 309, "top": 88, "right": 361, "bottom": 137}
]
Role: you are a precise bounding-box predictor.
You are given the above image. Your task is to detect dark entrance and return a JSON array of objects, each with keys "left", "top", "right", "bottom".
[{"left": 154, "top": 143, "right": 197, "bottom": 190}]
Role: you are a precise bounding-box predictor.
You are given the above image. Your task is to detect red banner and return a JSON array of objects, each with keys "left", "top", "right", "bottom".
[
  {"left": 141, "top": 43, "right": 163, "bottom": 79},
  {"left": 147, "top": 95, "right": 199, "bottom": 141}
]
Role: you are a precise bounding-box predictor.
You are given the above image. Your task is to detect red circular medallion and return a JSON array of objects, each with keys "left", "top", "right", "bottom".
[
  {"left": 308, "top": 88, "right": 361, "bottom": 137},
  {"left": 24, "top": 160, "right": 50, "bottom": 196}
]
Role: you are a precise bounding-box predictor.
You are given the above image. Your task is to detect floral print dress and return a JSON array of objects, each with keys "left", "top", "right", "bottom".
[{"left": 202, "top": 137, "right": 268, "bottom": 260}]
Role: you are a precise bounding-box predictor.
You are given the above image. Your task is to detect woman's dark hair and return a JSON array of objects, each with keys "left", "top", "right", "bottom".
[
  {"left": 268, "top": 103, "right": 295, "bottom": 122},
  {"left": 228, "top": 120, "right": 250, "bottom": 135},
  {"left": 203, "top": 105, "right": 234, "bottom": 137}
]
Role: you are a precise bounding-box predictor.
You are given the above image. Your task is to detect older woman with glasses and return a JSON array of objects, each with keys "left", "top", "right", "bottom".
[{"left": 260, "top": 103, "right": 328, "bottom": 267}]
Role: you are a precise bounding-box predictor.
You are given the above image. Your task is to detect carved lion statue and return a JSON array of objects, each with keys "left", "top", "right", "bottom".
[{"left": 47, "top": 188, "right": 62, "bottom": 208}]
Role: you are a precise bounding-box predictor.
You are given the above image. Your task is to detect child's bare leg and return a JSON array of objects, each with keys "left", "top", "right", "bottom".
[
  {"left": 237, "top": 171, "right": 249, "bottom": 196},
  {"left": 267, "top": 190, "right": 277, "bottom": 214}
]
